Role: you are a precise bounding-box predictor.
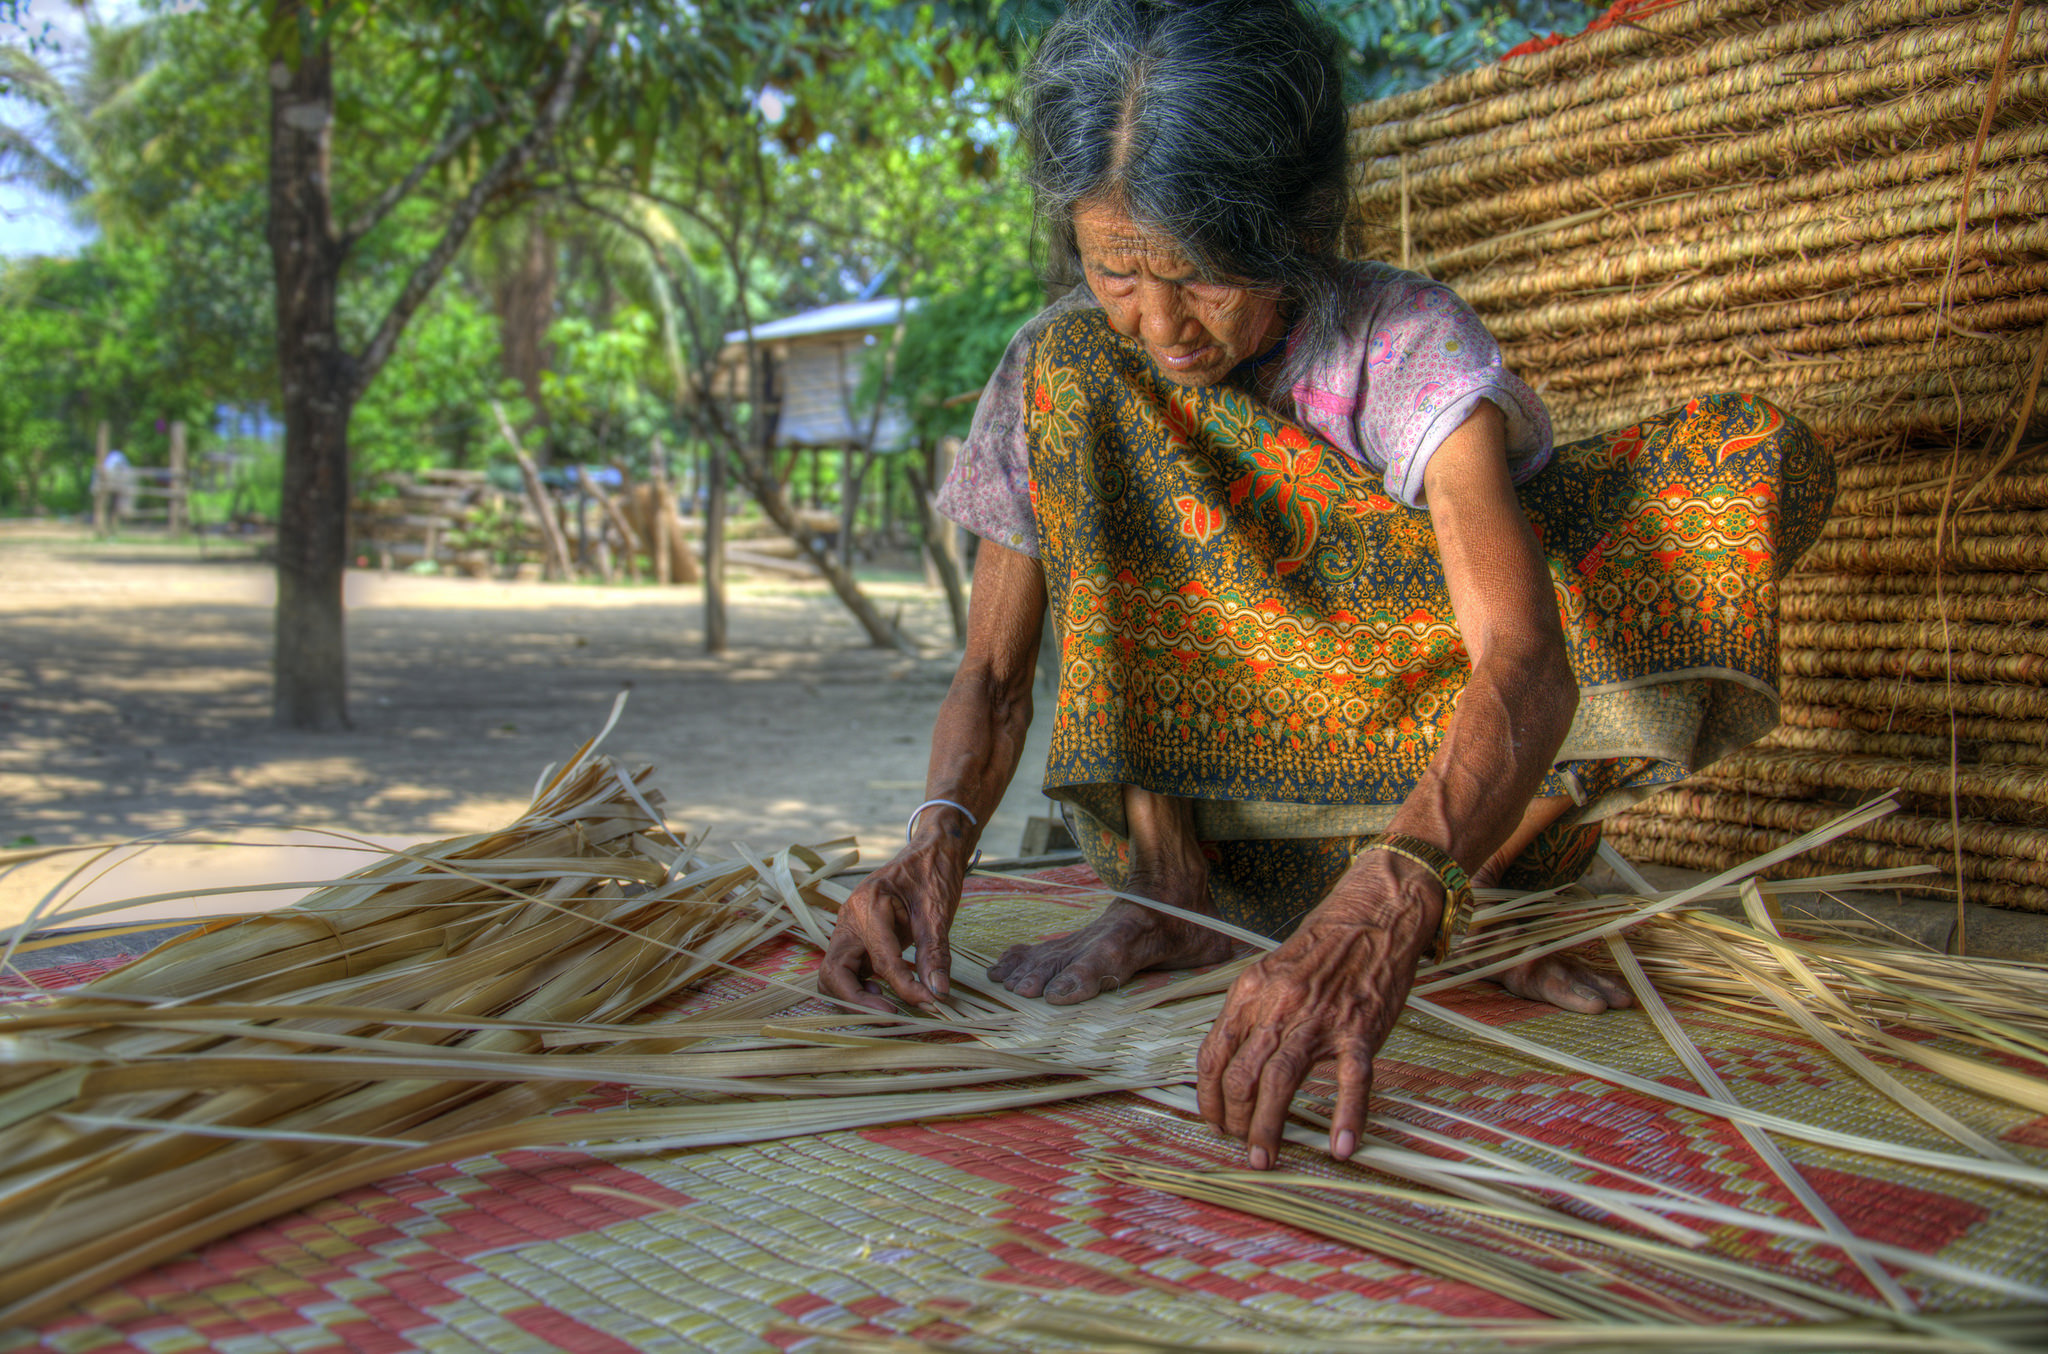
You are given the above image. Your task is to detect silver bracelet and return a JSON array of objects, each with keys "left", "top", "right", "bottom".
[
  {"left": 907, "top": 797, "right": 978, "bottom": 836},
  {"left": 908, "top": 798, "right": 981, "bottom": 869}
]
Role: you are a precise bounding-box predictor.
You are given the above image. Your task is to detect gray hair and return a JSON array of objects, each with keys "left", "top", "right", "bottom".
[{"left": 1020, "top": 0, "right": 1355, "bottom": 391}]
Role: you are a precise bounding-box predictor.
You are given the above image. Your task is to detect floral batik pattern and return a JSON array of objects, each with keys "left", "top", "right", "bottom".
[{"left": 1025, "top": 310, "right": 1833, "bottom": 939}]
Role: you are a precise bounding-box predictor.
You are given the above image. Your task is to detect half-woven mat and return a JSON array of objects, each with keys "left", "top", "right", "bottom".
[{"left": 3, "top": 722, "right": 2047, "bottom": 1351}]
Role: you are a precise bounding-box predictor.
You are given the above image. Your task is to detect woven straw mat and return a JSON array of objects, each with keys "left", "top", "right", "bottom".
[{"left": 4, "top": 866, "right": 2046, "bottom": 1352}]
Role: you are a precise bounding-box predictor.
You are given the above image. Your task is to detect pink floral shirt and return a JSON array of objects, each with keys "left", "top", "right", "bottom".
[{"left": 935, "top": 263, "right": 1552, "bottom": 557}]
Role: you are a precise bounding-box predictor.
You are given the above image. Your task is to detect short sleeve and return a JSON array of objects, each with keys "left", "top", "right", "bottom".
[
  {"left": 934, "top": 288, "right": 1100, "bottom": 557},
  {"left": 1358, "top": 279, "right": 1552, "bottom": 507}
]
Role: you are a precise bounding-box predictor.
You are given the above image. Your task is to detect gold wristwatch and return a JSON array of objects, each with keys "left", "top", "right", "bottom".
[{"left": 1356, "top": 832, "right": 1474, "bottom": 966}]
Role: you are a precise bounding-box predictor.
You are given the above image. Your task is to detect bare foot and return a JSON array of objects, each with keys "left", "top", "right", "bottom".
[
  {"left": 988, "top": 787, "right": 1232, "bottom": 1005},
  {"left": 987, "top": 893, "right": 1235, "bottom": 1004},
  {"left": 1491, "top": 952, "right": 1635, "bottom": 1014},
  {"left": 1471, "top": 827, "right": 1635, "bottom": 1016}
]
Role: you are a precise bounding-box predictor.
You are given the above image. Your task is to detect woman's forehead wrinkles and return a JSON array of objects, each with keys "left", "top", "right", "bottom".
[{"left": 1085, "top": 226, "right": 1190, "bottom": 267}]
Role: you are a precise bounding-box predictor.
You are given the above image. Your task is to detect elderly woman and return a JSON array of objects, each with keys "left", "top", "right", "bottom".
[{"left": 821, "top": 0, "right": 1832, "bottom": 1170}]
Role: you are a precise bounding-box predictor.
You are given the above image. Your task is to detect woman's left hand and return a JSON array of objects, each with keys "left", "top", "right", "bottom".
[{"left": 1196, "top": 851, "right": 1442, "bottom": 1169}]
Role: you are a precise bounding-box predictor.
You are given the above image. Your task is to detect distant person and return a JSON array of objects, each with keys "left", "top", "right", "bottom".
[
  {"left": 94, "top": 449, "right": 137, "bottom": 524},
  {"left": 821, "top": 0, "right": 1833, "bottom": 1171}
]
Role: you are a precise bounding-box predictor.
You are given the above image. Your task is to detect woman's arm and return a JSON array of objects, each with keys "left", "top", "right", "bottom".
[
  {"left": 818, "top": 540, "right": 1047, "bottom": 1013},
  {"left": 1383, "top": 400, "right": 1577, "bottom": 866},
  {"left": 1196, "top": 400, "right": 1579, "bottom": 1166}
]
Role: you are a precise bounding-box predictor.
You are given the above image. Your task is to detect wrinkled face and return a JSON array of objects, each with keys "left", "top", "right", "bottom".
[{"left": 1073, "top": 200, "right": 1285, "bottom": 388}]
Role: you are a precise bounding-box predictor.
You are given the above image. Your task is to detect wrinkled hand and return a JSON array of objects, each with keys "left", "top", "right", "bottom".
[
  {"left": 819, "top": 843, "right": 968, "bottom": 1013},
  {"left": 1196, "top": 856, "right": 1441, "bottom": 1169}
]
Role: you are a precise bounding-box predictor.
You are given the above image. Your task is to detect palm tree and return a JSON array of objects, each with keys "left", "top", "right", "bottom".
[{"left": 1, "top": 9, "right": 162, "bottom": 219}]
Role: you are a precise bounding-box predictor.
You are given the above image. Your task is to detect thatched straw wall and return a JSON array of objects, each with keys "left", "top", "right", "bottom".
[{"left": 1350, "top": 0, "right": 2048, "bottom": 911}]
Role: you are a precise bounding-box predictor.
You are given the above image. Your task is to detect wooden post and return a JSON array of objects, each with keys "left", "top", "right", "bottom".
[
  {"left": 91, "top": 420, "right": 111, "bottom": 536},
  {"left": 574, "top": 482, "right": 590, "bottom": 571},
  {"left": 167, "top": 420, "right": 189, "bottom": 536},
  {"left": 649, "top": 445, "right": 673, "bottom": 586}
]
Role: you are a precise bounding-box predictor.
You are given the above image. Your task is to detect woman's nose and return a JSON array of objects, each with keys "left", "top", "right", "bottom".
[{"left": 1137, "top": 284, "right": 1198, "bottom": 348}]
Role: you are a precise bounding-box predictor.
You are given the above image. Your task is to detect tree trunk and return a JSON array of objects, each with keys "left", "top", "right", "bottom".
[
  {"left": 907, "top": 464, "right": 967, "bottom": 644},
  {"left": 167, "top": 420, "right": 188, "bottom": 536},
  {"left": 495, "top": 211, "right": 556, "bottom": 453},
  {"left": 704, "top": 441, "right": 728, "bottom": 653},
  {"left": 838, "top": 446, "right": 859, "bottom": 571},
  {"left": 91, "top": 420, "right": 110, "bottom": 537},
  {"left": 730, "top": 445, "right": 904, "bottom": 650},
  {"left": 495, "top": 402, "right": 574, "bottom": 580},
  {"left": 268, "top": 29, "right": 357, "bottom": 731}
]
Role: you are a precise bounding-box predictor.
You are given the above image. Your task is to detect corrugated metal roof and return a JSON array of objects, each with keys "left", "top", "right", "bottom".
[{"left": 723, "top": 297, "right": 920, "bottom": 344}]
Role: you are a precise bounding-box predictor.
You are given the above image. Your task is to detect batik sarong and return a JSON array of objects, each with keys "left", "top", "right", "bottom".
[{"left": 1025, "top": 309, "right": 1834, "bottom": 938}]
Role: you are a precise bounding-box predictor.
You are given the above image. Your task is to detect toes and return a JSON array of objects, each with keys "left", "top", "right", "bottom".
[
  {"left": 1043, "top": 963, "right": 1112, "bottom": 1005},
  {"left": 1539, "top": 962, "right": 1626, "bottom": 1014},
  {"left": 1043, "top": 948, "right": 1139, "bottom": 1005},
  {"left": 1549, "top": 978, "right": 1613, "bottom": 1014},
  {"left": 988, "top": 944, "right": 1032, "bottom": 982},
  {"left": 1497, "top": 958, "right": 1629, "bottom": 1015},
  {"left": 1582, "top": 968, "right": 1635, "bottom": 1010},
  {"left": 1000, "top": 946, "right": 1072, "bottom": 998},
  {"left": 1003, "top": 962, "right": 1052, "bottom": 998}
]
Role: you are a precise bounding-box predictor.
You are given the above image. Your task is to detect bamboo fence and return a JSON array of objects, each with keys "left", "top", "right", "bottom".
[
  {"left": 2, "top": 730, "right": 2047, "bottom": 1344},
  {"left": 1350, "top": 0, "right": 2048, "bottom": 911}
]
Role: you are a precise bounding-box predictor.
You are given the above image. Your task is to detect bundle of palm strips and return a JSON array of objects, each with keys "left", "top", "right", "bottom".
[
  {"left": 4, "top": 735, "right": 2048, "bottom": 1344},
  {"left": 1349, "top": 0, "right": 2048, "bottom": 911}
]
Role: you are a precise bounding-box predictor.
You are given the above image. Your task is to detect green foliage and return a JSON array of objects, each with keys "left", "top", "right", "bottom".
[
  {"left": 351, "top": 284, "right": 514, "bottom": 479},
  {"left": 188, "top": 438, "right": 285, "bottom": 527},
  {"left": 0, "top": 0, "right": 1600, "bottom": 534},
  {"left": 444, "top": 495, "right": 528, "bottom": 565},
  {"left": 539, "top": 306, "right": 667, "bottom": 467},
  {"left": 0, "top": 239, "right": 214, "bottom": 512},
  {"left": 1320, "top": 0, "right": 1605, "bottom": 100},
  {"left": 878, "top": 267, "right": 1043, "bottom": 446}
]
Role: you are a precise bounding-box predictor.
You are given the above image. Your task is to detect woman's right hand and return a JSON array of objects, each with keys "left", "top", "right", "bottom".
[
  {"left": 819, "top": 540, "right": 1048, "bottom": 1014},
  {"left": 819, "top": 841, "right": 970, "bottom": 1012}
]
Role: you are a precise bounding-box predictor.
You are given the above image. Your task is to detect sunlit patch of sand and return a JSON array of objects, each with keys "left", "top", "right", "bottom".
[{"left": 1, "top": 829, "right": 426, "bottom": 934}]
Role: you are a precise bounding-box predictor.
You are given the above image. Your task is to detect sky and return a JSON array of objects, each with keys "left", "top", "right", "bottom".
[{"left": 0, "top": 0, "right": 135, "bottom": 257}]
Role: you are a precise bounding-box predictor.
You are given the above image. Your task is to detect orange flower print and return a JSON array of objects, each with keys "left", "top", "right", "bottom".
[
  {"left": 1716, "top": 397, "right": 1783, "bottom": 466},
  {"left": 1226, "top": 425, "right": 1341, "bottom": 576},
  {"left": 1174, "top": 494, "right": 1224, "bottom": 545}
]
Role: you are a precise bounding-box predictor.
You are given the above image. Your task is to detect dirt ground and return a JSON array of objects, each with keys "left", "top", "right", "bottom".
[{"left": 0, "top": 520, "right": 1059, "bottom": 931}]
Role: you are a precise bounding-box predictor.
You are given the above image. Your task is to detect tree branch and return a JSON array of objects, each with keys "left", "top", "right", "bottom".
[
  {"left": 561, "top": 187, "right": 726, "bottom": 409},
  {"left": 340, "top": 106, "right": 501, "bottom": 247},
  {"left": 350, "top": 21, "right": 601, "bottom": 399},
  {"left": 565, "top": 180, "right": 906, "bottom": 651}
]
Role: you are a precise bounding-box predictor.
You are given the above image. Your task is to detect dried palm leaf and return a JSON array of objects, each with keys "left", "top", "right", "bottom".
[{"left": 2, "top": 714, "right": 2045, "bottom": 1349}]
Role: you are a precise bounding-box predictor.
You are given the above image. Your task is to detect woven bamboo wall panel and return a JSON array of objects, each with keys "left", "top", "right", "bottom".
[
  {"left": 1350, "top": 0, "right": 2048, "bottom": 455},
  {"left": 1351, "top": 0, "right": 2048, "bottom": 912}
]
